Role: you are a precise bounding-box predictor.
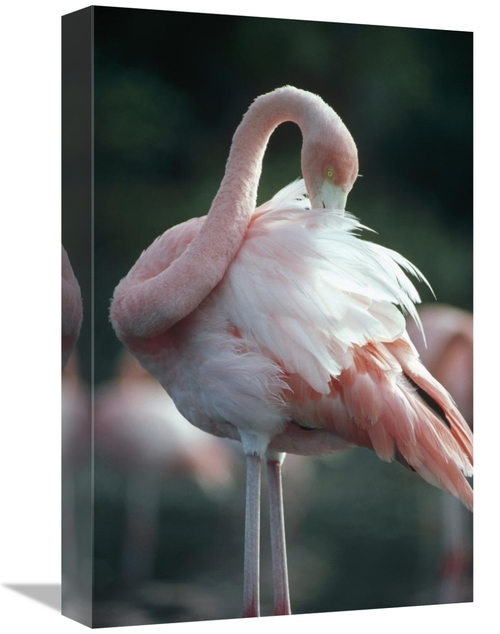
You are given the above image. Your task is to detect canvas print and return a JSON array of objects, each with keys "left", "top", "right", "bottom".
[{"left": 62, "top": 6, "right": 473, "bottom": 627}]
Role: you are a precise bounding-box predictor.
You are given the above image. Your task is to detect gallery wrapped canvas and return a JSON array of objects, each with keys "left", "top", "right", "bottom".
[{"left": 62, "top": 5, "right": 472, "bottom": 628}]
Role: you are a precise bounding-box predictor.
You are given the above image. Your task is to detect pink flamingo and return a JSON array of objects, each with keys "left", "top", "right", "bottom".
[
  {"left": 406, "top": 304, "right": 473, "bottom": 603},
  {"left": 62, "top": 352, "right": 90, "bottom": 618},
  {"left": 95, "top": 351, "right": 234, "bottom": 589},
  {"left": 62, "top": 245, "right": 83, "bottom": 371},
  {"left": 62, "top": 244, "right": 85, "bottom": 617},
  {"left": 110, "top": 86, "right": 473, "bottom": 617},
  {"left": 406, "top": 304, "right": 473, "bottom": 429}
]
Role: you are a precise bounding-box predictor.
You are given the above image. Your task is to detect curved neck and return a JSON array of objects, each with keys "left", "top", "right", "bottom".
[
  {"left": 116, "top": 88, "right": 352, "bottom": 338},
  {"left": 193, "top": 88, "right": 321, "bottom": 275}
]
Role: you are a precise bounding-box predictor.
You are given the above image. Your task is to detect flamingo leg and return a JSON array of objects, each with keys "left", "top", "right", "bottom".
[
  {"left": 266, "top": 454, "right": 291, "bottom": 615},
  {"left": 243, "top": 453, "right": 261, "bottom": 617}
]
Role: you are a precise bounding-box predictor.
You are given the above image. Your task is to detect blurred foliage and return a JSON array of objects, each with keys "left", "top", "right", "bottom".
[{"left": 63, "top": 6, "right": 473, "bottom": 625}]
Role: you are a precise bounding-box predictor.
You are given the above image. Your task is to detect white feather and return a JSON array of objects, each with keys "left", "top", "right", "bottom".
[{"left": 218, "top": 179, "right": 430, "bottom": 394}]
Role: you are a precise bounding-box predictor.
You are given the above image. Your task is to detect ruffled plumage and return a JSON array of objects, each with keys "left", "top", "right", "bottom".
[
  {"left": 215, "top": 180, "right": 472, "bottom": 508},
  {"left": 220, "top": 179, "right": 430, "bottom": 394},
  {"left": 121, "top": 178, "right": 473, "bottom": 510}
]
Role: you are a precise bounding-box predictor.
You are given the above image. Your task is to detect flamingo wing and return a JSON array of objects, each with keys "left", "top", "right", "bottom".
[
  {"left": 219, "top": 180, "right": 427, "bottom": 395},
  {"left": 218, "top": 181, "right": 472, "bottom": 509}
]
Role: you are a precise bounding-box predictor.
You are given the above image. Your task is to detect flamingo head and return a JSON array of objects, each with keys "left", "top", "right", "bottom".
[{"left": 301, "top": 115, "right": 359, "bottom": 211}]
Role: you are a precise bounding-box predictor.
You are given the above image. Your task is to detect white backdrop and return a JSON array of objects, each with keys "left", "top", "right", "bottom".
[{"left": 0, "top": 1, "right": 494, "bottom": 632}]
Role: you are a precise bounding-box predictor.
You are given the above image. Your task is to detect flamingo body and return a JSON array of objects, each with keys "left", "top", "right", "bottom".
[
  {"left": 110, "top": 87, "right": 473, "bottom": 616},
  {"left": 113, "top": 180, "right": 472, "bottom": 508}
]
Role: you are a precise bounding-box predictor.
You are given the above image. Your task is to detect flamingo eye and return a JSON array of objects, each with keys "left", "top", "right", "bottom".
[{"left": 326, "top": 169, "right": 334, "bottom": 180}]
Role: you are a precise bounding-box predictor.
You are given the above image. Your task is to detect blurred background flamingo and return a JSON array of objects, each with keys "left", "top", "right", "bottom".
[
  {"left": 406, "top": 304, "right": 473, "bottom": 605},
  {"left": 93, "top": 350, "right": 236, "bottom": 622},
  {"left": 61, "top": 245, "right": 83, "bottom": 371},
  {"left": 62, "top": 244, "right": 87, "bottom": 619},
  {"left": 406, "top": 304, "right": 473, "bottom": 429},
  {"left": 62, "top": 352, "right": 91, "bottom": 621}
]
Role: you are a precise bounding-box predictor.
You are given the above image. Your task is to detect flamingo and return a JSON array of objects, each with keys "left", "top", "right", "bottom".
[
  {"left": 110, "top": 86, "right": 473, "bottom": 618},
  {"left": 62, "top": 245, "right": 83, "bottom": 371},
  {"left": 406, "top": 304, "right": 473, "bottom": 429},
  {"left": 405, "top": 304, "right": 473, "bottom": 604},
  {"left": 62, "top": 352, "right": 91, "bottom": 620},
  {"left": 95, "top": 350, "right": 234, "bottom": 590}
]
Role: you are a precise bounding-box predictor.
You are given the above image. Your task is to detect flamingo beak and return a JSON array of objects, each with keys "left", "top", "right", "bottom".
[{"left": 311, "top": 179, "right": 347, "bottom": 211}]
